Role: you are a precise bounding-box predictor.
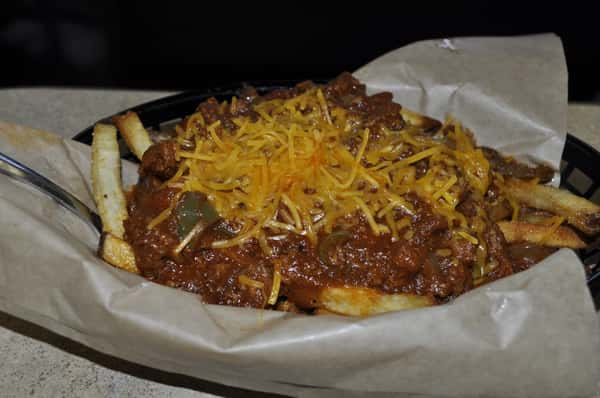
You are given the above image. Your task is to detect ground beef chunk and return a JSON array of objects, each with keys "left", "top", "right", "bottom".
[
  {"left": 140, "top": 140, "right": 179, "bottom": 180},
  {"left": 484, "top": 223, "right": 514, "bottom": 280},
  {"left": 481, "top": 147, "right": 554, "bottom": 183},
  {"left": 238, "top": 86, "right": 259, "bottom": 102},
  {"left": 324, "top": 72, "right": 406, "bottom": 134},
  {"left": 196, "top": 97, "right": 222, "bottom": 125}
]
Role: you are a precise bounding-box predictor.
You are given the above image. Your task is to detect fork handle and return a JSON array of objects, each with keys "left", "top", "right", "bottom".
[{"left": 0, "top": 151, "right": 102, "bottom": 234}]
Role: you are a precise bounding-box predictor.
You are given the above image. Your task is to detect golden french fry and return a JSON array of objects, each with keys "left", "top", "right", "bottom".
[
  {"left": 518, "top": 212, "right": 553, "bottom": 224},
  {"left": 314, "top": 308, "right": 337, "bottom": 316},
  {"left": 505, "top": 178, "right": 600, "bottom": 235},
  {"left": 91, "top": 124, "right": 127, "bottom": 238},
  {"left": 113, "top": 111, "right": 153, "bottom": 160},
  {"left": 498, "top": 221, "right": 586, "bottom": 249},
  {"left": 98, "top": 233, "right": 140, "bottom": 274},
  {"left": 400, "top": 108, "right": 442, "bottom": 132},
  {"left": 319, "top": 287, "right": 434, "bottom": 316}
]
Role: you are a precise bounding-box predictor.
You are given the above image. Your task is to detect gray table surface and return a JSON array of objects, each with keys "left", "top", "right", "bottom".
[{"left": 0, "top": 88, "right": 598, "bottom": 398}]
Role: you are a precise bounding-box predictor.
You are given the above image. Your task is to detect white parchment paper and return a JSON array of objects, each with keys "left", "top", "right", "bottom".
[
  {"left": 355, "top": 34, "right": 567, "bottom": 180},
  {"left": 0, "top": 34, "right": 598, "bottom": 397}
]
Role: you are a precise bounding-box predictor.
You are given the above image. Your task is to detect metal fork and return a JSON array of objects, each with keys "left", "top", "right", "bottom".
[{"left": 0, "top": 151, "right": 102, "bottom": 234}]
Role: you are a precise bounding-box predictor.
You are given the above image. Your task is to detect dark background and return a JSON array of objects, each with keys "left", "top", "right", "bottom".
[{"left": 2, "top": 2, "right": 599, "bottom": 102}]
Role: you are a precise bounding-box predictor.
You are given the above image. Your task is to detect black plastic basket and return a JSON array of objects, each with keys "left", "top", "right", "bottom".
[{"left": 73, "top": 82, "right": 600, "bottom": 306}]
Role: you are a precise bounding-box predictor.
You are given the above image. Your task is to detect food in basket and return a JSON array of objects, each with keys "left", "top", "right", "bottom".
[{"left": 92, "top": 73, "right": 600, "bottom": 316}]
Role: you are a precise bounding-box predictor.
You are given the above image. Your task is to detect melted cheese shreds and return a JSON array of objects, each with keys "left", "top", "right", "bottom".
[
  {"left": 457, "top": 231, "right": 479, "bottom": 245},
  {"left": 432, "top": 175, "right": 458, "bottom": 200},
  {"left": 508, "top": 196, "right": 520, "bottom": 221},
  {"left": 164, "top": 86, "right": 492, "bottom": 250},
  {"left": 404, "top": 146, "right": 441, "bottom": 165},
  {"left": 341, "top": 128, "right": 370, "bottom": 189},
  {"left": 239, "top": 275, "right": 265, "bottom": 289},
  {"left": 353, "top": 196, "right": 380, "bottom": 235},
  {"left": 147, "top": 191, "right": 183, "bottom": 230},
  {"left": 160, "top": 160, "right": 190, "bottom": 190},
  {"left": 316, "top": 89, "right": 332, "bottom": 124},
  {"left": 385, "top": 211, "right": 399, "bottom": 241},
  {"left": 442, "top": 192, "right": 458, "bottom": 209},
  {"left": 178, "top": 151, "right": 217, "bottom": 161},
  {"left": 376, "top": 196, "right": 414, "bottom": 218},
  {"left": 207, "top": 120, "right": 227, "bottom": 151},
  {"left": 173, "top": 221, "right": 205, "bottom": 254},
  {"left": 186, "top": 112, "right": 205, "bottom": 131},
  {"left": 281, "top": 194, "right": 303, "bottom": 231},
  {"left": 268, "top": 269, "right": 281, "bottom": 305}
]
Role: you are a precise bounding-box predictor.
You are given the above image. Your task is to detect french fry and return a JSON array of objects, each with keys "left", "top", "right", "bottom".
[
  {"left": 314, "top": 308, "right": 337, "bottom": 316},
  {"left": 319, "top": 287, "right": 434, "bottom": 316},
  {"left": 400, "top": 108, "right": 442, "bottom": 132},
  {"left": 498, "top": 221, "right": 586, "bottom": 249},
  {"left": 89, "top": 74, "right": 600, "bottom": 315},
  {"left": 113, "top": 111, "right": 153, "bottom": 160},
  {"left": 505, "top": 178, "right": 600, "bottom": 235},
  {"left": 99, "top": 233, "right": 140, "bottom": 274},
  {"left": 91, "top": 124, "right": 127, "bottom": 238}
]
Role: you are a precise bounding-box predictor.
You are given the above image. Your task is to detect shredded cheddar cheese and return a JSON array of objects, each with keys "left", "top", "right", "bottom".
[
  {"left": 155, "top": 87, "right": 491, "bottom": 253},
  {"left": 268, "top": 269, "right": 281, "bottom": 305},
  {"left": 147, "top": 191, "right": 183, "bottom": 229},
  {"left": 457, "top": 231, "right": 479, "bottom": 245},
  {"left": 239, "top": 275, "right": 265, "bottom": 289}
]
